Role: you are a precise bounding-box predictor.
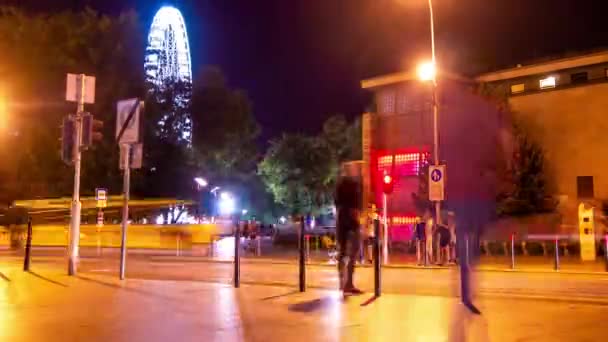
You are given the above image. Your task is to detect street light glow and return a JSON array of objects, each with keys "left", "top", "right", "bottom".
[
  {"left": 417, "top": 61, "right": 436, "bottom": 82},
  {"left": 194, "top": 177, "right": 208, "bottom": 187},
  {"left": 0, "top": 96, "right": 6, "bottom": 131},
  {"left": 218, "top": 192, "right": 235, "bottom": 215}
]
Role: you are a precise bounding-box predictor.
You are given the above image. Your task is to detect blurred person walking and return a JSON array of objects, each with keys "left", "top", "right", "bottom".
[{"left": 335, "top": 175, "right": 363, "bottom": 295}]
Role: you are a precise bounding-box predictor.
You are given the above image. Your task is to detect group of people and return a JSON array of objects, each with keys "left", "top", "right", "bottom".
[
  {"left": 334, "top": 173, "right": 461, "bottom": 295},
  {"left": 415, "top": 208, "right": 457, "bottom": 266}
]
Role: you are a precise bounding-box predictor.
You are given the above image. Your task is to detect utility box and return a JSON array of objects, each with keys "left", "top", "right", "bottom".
[{"left": 578, "top": 202, "right": 596, "bottom": 261}]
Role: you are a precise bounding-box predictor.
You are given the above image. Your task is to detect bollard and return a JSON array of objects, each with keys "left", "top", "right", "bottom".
[
  {"left": 234, "top": 221, "right": 240, "bottom": 288},
  {"left": 465, "top": 233, "right": 470, "bottom": 266},
  {"left": 554, "top": 237, "right": 560, "bottom": 271},
  {"left": 604, "top": 234, "right": 608, "bottom": 272},
  {"left": 510, "top": 233, "right": 516, "bottom": 270},
  {"left": 373, "top": 218, "right": 381, "bottom": 297},
  {"left": 304, "top": 234, "right": 310, "bottom": 263},
  {"left": 299, "top": 217, "right": 306, "bottom": 292},
  {"left": 256, "top": 235, "right": 262, "bottom": 257},
  {"left": 23, "top": 218, "right": 32, "bottom": 271}
]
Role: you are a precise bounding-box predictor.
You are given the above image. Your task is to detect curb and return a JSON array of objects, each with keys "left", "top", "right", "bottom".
[{"left": 148, "top": 256, "right": 608, "bottom": 275}]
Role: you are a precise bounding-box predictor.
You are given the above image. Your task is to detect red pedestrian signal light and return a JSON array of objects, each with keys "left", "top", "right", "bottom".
[{"left": 382, "top": 174, "right": 394, "bottom": 194}]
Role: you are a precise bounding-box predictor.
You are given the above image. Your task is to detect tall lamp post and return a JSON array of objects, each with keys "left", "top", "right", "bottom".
[{"left": 418, "top": 0, "right": 441, "bottom": 226}]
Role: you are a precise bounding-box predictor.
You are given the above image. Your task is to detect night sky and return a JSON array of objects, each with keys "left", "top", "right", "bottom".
[{"left": 6, "top": 0, "right": 608, "bottom": 141}]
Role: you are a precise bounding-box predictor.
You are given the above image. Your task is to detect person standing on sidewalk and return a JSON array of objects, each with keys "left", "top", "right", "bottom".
[{"left": 335, "top": 175, "right": 363, "bottom": 295}]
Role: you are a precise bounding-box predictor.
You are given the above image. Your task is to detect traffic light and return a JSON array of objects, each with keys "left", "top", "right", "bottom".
[
  {"left": 60, "top": 116, "right": 76, "bottom": 165},
  {"left": 82, "top": 112, "right": 103, "bottom": 148},
  {"left": 382, "top": 173, "right": 394, "bottom": 194}
]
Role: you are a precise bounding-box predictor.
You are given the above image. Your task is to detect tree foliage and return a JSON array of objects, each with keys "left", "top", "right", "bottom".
[
  {"left": 191, "top": 66, "right": 260, "bottom": 183},
  {"left": 0, "top": 7, "right": 144, "bottom": 201},
  {"left": 497, "top": 124, "right": 554, "bottom": 216},
  {"left": 258, "top": 115, "right": 361, "bottom": 215},
  {"left": 258, "top": 134, "right": 335, "bottom": 215}
]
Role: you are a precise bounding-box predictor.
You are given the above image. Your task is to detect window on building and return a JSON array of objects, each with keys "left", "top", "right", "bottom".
[
  {"left": 577, "top": 176, "right": 594, "bottom": 198},
  {"left": 378, "top": 90, "right": 396, "bottom": 114},
  {"left": 510, "top": 83, "right": 525, "bottom": 94},
  {"left": 396, "top": 91, "right": 408, "bottom": 114},
  {"left": 539, "top": 76, "right": 556, "bottom": 89},
  {"left": 570, "top": 72, "right": 588, "bottom": 84}
]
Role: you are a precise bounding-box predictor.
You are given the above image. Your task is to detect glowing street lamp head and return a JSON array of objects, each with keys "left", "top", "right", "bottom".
[
  {"left": 417, "top": 61, "right": 436, "bottom": 82},
  {"left": 194, "top": 177, "right": 208, "bottom": 188},
  {"left": 218, "top": 192, "right": 236, "bottom": 216}
]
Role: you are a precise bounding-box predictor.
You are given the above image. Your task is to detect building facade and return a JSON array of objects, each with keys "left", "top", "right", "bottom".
[
  {"left": 476, "top": 50, "right": 608, "bottom": 226},
  {"left": 360, "top": 72, "right": 508, "bottom": 242}
]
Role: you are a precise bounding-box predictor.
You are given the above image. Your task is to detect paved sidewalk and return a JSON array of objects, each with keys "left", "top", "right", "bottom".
[{"left": 1, "top": 264, "right": 607, "bottom": 341}]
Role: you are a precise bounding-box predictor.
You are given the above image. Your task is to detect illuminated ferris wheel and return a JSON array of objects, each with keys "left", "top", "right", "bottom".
[{"left": 145, "top": 6, "right": 192, "bottom": 86}]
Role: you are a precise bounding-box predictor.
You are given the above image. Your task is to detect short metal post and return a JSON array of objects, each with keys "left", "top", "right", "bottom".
[
  {"left": 465, "top": 233, "right": 470, "bottom": 266},
  {"left": 605, "top": 234, "right": 608, "bottom": 272},
  {"left": 304, "top": 234, "right": 310, "bottom": 263},
  {"left": 373, "top": 218, "right": 381, "bottom": 297},
  {"left": 510, "top": 233, "right": 515, "bottom": 270},
  {"left": 299, "top": 217, "right": 306, "bottom": 292},
  {"left": 554, "top": 237, "right": 560, "bottom": 271},
  {"left": 256, "top": 235, "right": 261, "bottom": 257},
  {"left": 234, "top": 221, "right": 240, "bottom": 288},
  {"left": 23, "top": 217, "right": 32, "bottom": 271}
]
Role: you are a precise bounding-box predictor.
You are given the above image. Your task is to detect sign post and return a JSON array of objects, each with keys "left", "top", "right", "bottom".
[
  {"left": 116, "top": 99, "right": 144, "bottom": 280},
  {"left": 65, "top": 73, "right": 95, "bottom": 276},
  {"left": 429, "top": 165, "right": 446, "bottom": 201}
]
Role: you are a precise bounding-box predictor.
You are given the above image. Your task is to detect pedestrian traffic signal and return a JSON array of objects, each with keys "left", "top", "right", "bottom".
[
  {"left": 82, "top": 112, "right": 103, "bottom": 148},
  {"left": 60, "top": 116, "right": 76, "bottom": 165},
  {"left": 382, "top": 174, "right": 394, "bottom": 194}
]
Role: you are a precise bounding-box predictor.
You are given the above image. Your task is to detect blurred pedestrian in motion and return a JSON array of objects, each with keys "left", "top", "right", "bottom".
[
  {"left": 448, "top": 211, "right": 457, "bottom": 263},
  {"left": 424, "top": 208, "right": 434, "bottom": 265},
  {"left": 335, "top": 174, "right": 363, "bottom": 295},
  {"left": 415, "top": 214, "right": 427, "bottom": 265},
  {"left": 437, "top": 217, "right": 451, "bottom": 265}
]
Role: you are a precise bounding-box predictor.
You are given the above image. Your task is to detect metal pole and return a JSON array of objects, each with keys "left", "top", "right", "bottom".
[
  {"left": 373, "top": 218, "right": 381, "bottom": 297},
  {"left": 256, "top": 235, "right": 261, "bottom": 257},
  {"left": 465, "top": 233, "right": 470, "bottom": 266},
  {"left": 68, "top": 74, "right": 85, "bottom": 276},
  {"left": 119, "top": 144, "right": 130, "bottom": 280},
  {"left": 234, "top": 220, "right": 240, "bottom": 288},
  {"left": 23, "top": 217, "right": 32, "bottom": 271},
  {"left": 554, "top": 237, "right": 560, "bottom": 271},
  {"left": 428, "top": 0, "right": 436, "bottom": 63},
  {"left": 299, "top": 217, "right": 306, "bottom": 292},
  {"left": 382, "top": 193, "right": 389, "bottom": 265},
  {"left": 305, "top": 234, "right": 310, "bottom": 263},
  {"left": 511, "top": 233, "right": 515, "bottom": 269},
  {"left": 605, "top": 234, "right": 608, "bottom": 272}
]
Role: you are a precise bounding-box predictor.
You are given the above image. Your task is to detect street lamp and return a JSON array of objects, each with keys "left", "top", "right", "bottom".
[
  {"left": 417, "top": 61, "right": 436, "bottom": 82},
  {"left": 194, "top": 177, "right": 208, "bottom": 188},
  {"left": 418, "top": 0, "right": 441, "bottom": 226},
  {"left": 218, "top": 191, "right": 236, "bottom": 216}
]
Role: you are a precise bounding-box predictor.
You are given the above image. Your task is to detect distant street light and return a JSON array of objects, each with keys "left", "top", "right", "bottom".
[
  {"left": 194, "top": 177, "right": 208, "bottom": 188},
  {"left": 242, "top": 209, "right": 248, "bottom": 215},
  {"left": 218, "top": 191, "right": 236, "bottom": 216}
]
